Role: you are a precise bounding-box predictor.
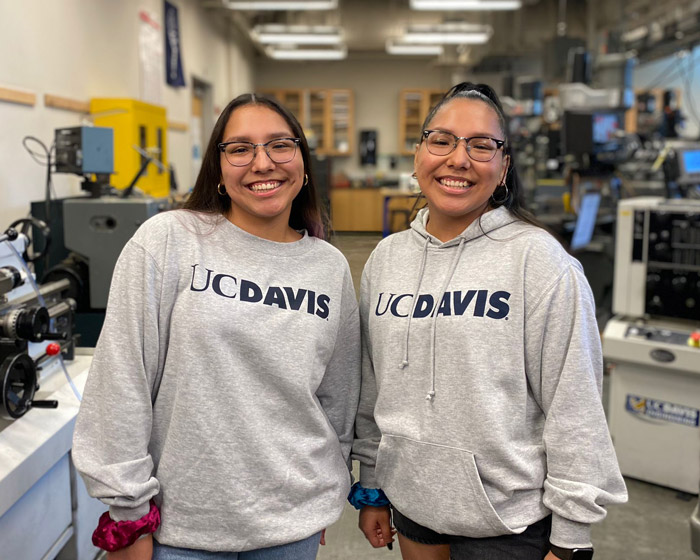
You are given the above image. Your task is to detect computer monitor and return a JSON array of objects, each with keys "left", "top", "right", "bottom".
[
  {"left": 562, "top": 111, "right": 625, "bottom": 157},
  {"left": 592, "top": 113, "right": 621, "bottom": 144},
  {"left": 570, "top": 192, "right": 601, "bottom": 251},
  {"left": 679, "top": 148, "right": 700, "bottom": 182}
]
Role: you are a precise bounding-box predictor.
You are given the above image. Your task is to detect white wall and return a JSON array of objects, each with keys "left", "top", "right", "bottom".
[
  {"left": 633, "top": 46, "right": 700, "bottom": 139},
  {"left": 0, "top": 0, "right": 254, "bottom": 230},
  {"left": 255, "top": 56, "right": 453, "bottom": 180}
]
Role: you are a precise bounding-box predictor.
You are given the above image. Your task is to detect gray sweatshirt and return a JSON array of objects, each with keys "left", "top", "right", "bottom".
[
  {"left": 352, "top": 207, "right": 627, "bottom": 549},
  {"left": 72, "top": 210, "right": 361, "bottom": 552}
]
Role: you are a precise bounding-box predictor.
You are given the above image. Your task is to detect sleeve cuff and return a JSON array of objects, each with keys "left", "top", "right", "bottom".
[
  {"left": 550, "top": 514, "right": 592, "bottom": 549},
  {"left": 359, "top": 463, "right": 379, "bottom": 489},
  {"left": 109, "top": 500, "right": 152, "bottom": 522}
]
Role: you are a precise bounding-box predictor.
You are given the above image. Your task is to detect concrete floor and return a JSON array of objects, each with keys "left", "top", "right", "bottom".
[{"left": 324, "top": 232, "right": 699, "bottom": 560}]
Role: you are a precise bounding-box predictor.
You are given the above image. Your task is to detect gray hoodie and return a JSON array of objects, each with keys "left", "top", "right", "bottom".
[
  {"left": 72, "top": 210, "right": 361, "bottom": 552},
  {"left": 352, "top": 206, "right": 627, "bottom": 549}
]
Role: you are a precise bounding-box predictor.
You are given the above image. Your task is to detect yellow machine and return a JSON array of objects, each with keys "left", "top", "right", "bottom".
[{"left": 90, "top": 98, "right": 168, "bottom": 197}]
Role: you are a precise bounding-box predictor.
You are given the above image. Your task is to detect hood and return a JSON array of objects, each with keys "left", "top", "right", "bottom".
[{"left": 409, "top": 206, "right": 519, "bottom": 248}]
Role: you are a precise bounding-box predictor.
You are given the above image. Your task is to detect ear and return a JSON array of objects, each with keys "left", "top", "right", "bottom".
[{"left": 500, "top": 154, "right": 511, "bottom": 184}]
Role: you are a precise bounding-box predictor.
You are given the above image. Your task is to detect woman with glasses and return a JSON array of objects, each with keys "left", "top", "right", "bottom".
[
  {"left": 72, "top": 93, "right": 360, "bottom": 560},
  {"left": 351, "top": 82, "right": 626, "bottom": 560}
]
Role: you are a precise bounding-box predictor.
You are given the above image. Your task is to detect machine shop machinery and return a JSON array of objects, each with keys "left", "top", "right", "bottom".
[
  {"left": 0, "top": 228, "right": 75, "bottom": 421},
  {"left": 29, "top": 126, "right": 168, "bottom": 346},
  {"left": 0, "top": 227, "right": 104, "bottom": 560},
  {"left": 602, "top": 196, "right": 700, "bottom": 494}
]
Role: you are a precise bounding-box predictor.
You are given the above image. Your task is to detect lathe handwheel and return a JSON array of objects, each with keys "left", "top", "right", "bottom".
[{"left": 1, "top": 353, "right": 36, "bottom": 420}]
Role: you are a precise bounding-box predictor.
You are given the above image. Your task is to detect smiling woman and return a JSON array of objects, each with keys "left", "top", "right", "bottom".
[
  {"left": 71, "top": 92, "right": 361, "bottom": 560},
  {"left": 351, "top": 82, "right": 627, "bottom": 560}
]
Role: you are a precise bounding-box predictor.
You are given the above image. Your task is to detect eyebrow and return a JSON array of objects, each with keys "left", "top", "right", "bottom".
[
  {"left": 431, "top": 127, "right": 498, "bottom": 138},
  {"left": 222, "top": 132, "right": 294, "bottom": 143}
]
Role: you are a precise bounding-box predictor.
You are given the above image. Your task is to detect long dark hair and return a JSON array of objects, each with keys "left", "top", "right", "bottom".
[
  {"left": 184, "top": 93, "right": 325, "bottom": 239},
  {"left": 419, "top": 82, "right": 543, "bottom": 230}
]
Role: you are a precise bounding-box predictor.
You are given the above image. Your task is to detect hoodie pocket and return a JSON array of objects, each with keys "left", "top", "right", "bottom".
[{"left": 376, "top": 434, "right": 515, "bottom": 537}]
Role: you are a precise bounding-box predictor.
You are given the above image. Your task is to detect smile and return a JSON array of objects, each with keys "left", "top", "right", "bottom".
[
  {"left": 247, "top": 181, "right": 282, "bottom": 192},
  {"left": 438, "top": 178, "right": 473, "bottom": 189}
]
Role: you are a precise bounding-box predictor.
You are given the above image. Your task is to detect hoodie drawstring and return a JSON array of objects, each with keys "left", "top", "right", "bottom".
[
  {"left": 425, "top": 236, "right": 466, "bottom": 401},
  {"left": 399, "top": 236, "right": 430, "bottom": 370}
]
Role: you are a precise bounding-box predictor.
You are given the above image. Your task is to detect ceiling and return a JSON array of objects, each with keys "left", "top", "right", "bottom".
[{"left": 204, "top": 0, "right": 700, "bottom": 67}]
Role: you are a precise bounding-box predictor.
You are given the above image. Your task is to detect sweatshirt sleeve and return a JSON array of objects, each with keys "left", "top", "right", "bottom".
[
  {"left": 315, "top": 266, "right": 361, "bottom": 470},
  {"left": 524, "top": 264, "right": 627, "bottom": 548},
  {"left": 351, "top": 254, "right": 383, "bottom": 488},
  {"left": 72, "top": 239, "right": 168, "bottom": 522}
]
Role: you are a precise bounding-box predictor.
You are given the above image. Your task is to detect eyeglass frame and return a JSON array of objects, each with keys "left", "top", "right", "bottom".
[
  {"left": 421, "top": 130, "right": 506, "bottom": 162},
  {"left": 218, "top": 137, "right": 301, "bottom": 167}
]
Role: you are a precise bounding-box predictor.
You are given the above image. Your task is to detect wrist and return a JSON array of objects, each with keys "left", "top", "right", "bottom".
[
  {"left": 93, "top": 500, "right": 160, "bottom": 552},
  {"left": 348, "top": 482, "right": 391, "bottom": 510}
]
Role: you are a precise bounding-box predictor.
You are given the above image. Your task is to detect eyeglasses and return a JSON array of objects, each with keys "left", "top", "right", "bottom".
[
  {"left": 422, "top": 130, "right": 505, "bottom": 162},
  {"left": 218, "top": 137, "right": 301, "bottom": 167}
]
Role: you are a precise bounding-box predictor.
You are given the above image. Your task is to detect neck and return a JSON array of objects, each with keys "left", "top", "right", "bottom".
[
  {"left": 425, "top": 203, "right": 492, "bottom": 242},
  {"left": 225, "top": 210, "right": 302, "bottom": 243}
]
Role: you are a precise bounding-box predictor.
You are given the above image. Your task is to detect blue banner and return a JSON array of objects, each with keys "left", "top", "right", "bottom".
[{"left": 165, "top": 0, "right": 185, "bottom": 87}]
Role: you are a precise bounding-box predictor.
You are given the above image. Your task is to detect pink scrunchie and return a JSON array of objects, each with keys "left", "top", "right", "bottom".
[{"left": 92, "top": 500, "right": 161, "bottom": 552}]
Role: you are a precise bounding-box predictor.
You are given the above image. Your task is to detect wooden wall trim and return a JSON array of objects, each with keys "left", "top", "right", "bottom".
[
  {"left": 0, "top": 87, "right": 36, "bottom": 106},
  {"left": 44, "top": 94, "right": 90, "bottom": 113},
  {"left": 168, "top": 121, "right": 188, "bottom": 132}
]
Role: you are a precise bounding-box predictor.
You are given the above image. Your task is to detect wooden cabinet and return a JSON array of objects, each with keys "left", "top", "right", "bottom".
[
  {"left": 330, "top": 188, "right": 421, "bottom": 233},
  {"left": 259, "top": 88, "right": 354, "bottom": 156},
  {"left": 398, "top": 89, "right": 444, "bottom": 155},
  {"left": 330, "top": 189, "right": 382, "bottom": 232}
]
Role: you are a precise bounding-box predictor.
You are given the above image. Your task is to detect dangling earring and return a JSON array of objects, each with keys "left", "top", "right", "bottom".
[
  {"left": 490, "top": 183, "right": 509, "bottom": 205},
  {"left": 411, "top": 172, "right": 417, "bottom": 179},
  {"left": 303, "top": 174, "right": 309, "bottom": 186},
  {"left": 217, "top": 183, "right": 227, "bottom": 196}
]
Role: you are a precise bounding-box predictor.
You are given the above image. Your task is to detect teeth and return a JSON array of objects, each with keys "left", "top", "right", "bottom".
[
  {"left": 439, "top": 178, "right": 471, "bottom": 188},
  {"left": 249, "top": 181, "right": 280, "bottom": 192}
]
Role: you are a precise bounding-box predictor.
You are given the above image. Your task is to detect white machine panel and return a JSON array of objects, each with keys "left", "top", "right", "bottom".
[{"left": 604, "top": 317, "right": 700, "bottom": 493}]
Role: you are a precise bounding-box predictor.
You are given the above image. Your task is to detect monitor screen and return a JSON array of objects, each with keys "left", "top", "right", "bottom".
[
  {"left": 570, "top": 192, "right": 601, "bottom": 251},
  {"left": 681, "top": 149, "right": 700, "bottom": 174},
  {"left": 592, "top": 113, "right": 621, "bottom": 144}
]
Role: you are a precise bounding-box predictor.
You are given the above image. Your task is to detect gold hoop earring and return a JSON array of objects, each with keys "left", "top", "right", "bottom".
[
  {"left": 217, "top": 183, "right": 227, "bottom": 196},
  {"left": 303, "top": 174, "right": 309, "bottom": 187}
]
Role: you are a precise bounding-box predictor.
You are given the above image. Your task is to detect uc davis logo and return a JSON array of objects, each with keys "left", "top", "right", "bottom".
[{"left": 625, "top": 394, "right": 700, "bottom": 427}]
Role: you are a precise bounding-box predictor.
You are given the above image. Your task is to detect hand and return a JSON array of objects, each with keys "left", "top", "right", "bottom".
[
  {"left": 320, "top": 529, "right": 326, "bottom": 546},
  {"left": 107, "top": 534, "right": 153, "bottom": 560},
  {"left": 359, "top": 505, "right": 395, "bottom": 548},
  {"left": 544, "top": 552, "right": 560, "bottom": 560}
]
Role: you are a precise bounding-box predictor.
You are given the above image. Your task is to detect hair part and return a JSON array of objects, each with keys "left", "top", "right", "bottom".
[
  {"left": 183, "top": 93, "right": 326, "bottom": 239},
  {"left": 419, "top": 82, "right": 544, "bottom": 231}
]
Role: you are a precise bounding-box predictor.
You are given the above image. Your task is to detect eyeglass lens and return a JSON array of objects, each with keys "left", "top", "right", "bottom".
[
  {"left": 425, "top": 131, "right": 498, "bottom": 162},
  {"left": 222, "top": 139, "right": 297, "bottom": 166}
]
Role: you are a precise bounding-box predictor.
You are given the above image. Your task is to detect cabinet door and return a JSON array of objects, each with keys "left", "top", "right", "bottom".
[
  {"left": 400, "top": 90, "right": 424, "bottom": 155},
  {"left": 280, "top": 90, "right": 304, "bottom": 124},
  {"left": 329, "top": 90, "right": 353, "bottom": 155},
  {"left": 308, "top": 90, "right": 327, "bottom": 153}
]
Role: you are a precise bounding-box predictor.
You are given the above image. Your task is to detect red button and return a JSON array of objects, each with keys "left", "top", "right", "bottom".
[
  {"left": 692, "top": 332, "right": 700, "bottom": 342},
  {"left": 46, "top": 343, "right": 61, "bottom": 356}
]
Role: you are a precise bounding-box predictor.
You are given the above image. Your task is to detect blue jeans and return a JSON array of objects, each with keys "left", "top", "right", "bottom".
[{"left": 152, "top": 532, "right": 322, "bottom": 560}]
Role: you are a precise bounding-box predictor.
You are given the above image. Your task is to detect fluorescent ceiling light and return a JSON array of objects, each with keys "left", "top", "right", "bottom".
[
  {"left": 223, "top": 0, "right": 337, "bottom": 9},
  {"left": 402, "top": 23, "right": 492, "bottom": 44},
  {"left": 410, "top": 0, "right": 521, "bottom": 10},
  {"left": 252, "top": 24, "right": 343, "bottom": 45},
  {"left": 386, "top": 39, "right": 444, "bottom": 55},
  {"left": 265, "top": 45, "right": 347, "bottom": 60}
]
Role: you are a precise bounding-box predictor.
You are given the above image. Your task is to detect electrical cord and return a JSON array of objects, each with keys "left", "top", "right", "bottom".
[{"left": 22, "top": 136, "right": 55, "bottom": 272}]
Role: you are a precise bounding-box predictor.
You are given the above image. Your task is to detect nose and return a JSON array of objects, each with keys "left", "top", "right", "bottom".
[
  {"left": 250, "top": 145, "right": 274, "bottom": 172},
  {"left": 446, "top": 139, "right": 471, "bottom": 168}
]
